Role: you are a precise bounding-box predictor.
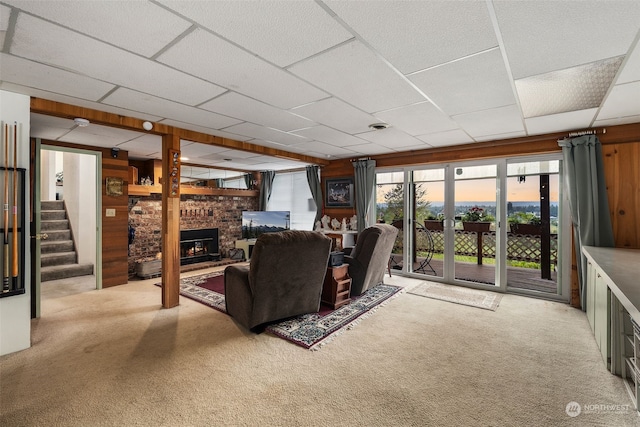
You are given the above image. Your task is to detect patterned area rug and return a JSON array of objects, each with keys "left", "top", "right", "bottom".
[
  {"left": 407, "top": 281, "right": 502, "bottom": 311},
  {"left": 159, "top": 272, "right": 402, "bottom": 350}
]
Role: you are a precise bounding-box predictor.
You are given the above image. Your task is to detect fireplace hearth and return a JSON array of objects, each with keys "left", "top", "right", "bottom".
[{"left": 180, "top": 228, "right": 220, "bottom": 265}]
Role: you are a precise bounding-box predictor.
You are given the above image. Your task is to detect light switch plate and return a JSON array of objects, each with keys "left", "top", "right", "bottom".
[{"left": 106, "top": 208, "right": 116, "bottom": 217}]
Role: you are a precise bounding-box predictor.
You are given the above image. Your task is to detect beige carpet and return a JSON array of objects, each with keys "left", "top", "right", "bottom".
[
  {"left": 1, "top": 270, "right": 637, "bottom": 426},
  {"left": 407, "top": 281, "right": 503, "bottom": 311}
]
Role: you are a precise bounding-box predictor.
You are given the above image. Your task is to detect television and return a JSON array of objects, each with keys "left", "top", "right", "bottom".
[{"left": 242, "top": 211, "right": 290, "bottom": 239}]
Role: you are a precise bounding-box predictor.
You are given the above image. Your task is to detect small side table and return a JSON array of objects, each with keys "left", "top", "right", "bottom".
[{"left": 322, "top": 264, "right": 352, "bottom": 309}]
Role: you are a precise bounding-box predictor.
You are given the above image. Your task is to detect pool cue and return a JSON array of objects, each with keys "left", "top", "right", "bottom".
[
  {"left": 3, "top": 123, "right": 9, "bottom": 292},
  {"left": 12, "top": 123, "right": 18, "bottom": 290}
]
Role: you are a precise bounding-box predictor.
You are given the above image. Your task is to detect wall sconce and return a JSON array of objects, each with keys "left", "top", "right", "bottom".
[{"left": 111, "top": 147, "right": 120, "bottom": 158}]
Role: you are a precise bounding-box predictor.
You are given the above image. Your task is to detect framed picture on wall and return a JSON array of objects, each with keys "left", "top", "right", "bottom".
[{"left": 325, "top": 177, "right": 354, "bottom": 208}]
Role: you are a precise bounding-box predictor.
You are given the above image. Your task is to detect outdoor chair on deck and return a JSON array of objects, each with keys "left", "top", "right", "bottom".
[{"left": 390, "top": 220, "right": 437, "bottom": 275}]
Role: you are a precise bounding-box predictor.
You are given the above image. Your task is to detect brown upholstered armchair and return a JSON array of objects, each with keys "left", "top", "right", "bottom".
[
  {"left": 224, "top": 230, "right": 332, "bottom": 331},
  {"left": 344, "top": 224, "right": 399, "bottom": 296}
]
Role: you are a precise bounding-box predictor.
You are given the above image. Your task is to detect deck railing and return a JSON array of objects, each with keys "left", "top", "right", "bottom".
[{"left": 394, "top": 229, "right": 558, "bottom": 266}]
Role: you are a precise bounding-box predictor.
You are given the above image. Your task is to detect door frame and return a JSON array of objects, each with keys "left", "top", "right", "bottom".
[{"left": 32, "top": 143, "right": 102, "bottom": 317}]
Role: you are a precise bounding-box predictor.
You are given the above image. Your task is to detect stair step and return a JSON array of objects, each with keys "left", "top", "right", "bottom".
[
  {"left": 41, "top": 240, "right": 74, "bottom": 254},
  {"left": 41, "top": 219, "right": 70, "bottom": 231},
  {"left": 41, "top": 210, "right": 67, "bottom": 220},
  {"left": 41, "top": 251, "right": 77, "bottom": 267},
  {"left": 41, "top": 201, "right": 64, "bottom": 211},
  {"left": 41, "top": 263, "right": 94, "bottom": 282},
  {"left": 40, "top": 229, "right": 71, "bottom": 242}
]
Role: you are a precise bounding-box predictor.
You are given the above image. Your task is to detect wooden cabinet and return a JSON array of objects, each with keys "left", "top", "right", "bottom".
[
  {"left": 583, "top": 246, "right": 640, "bottom": 411},
  {"left": 322, "top": 264, "right": 352, "bottom": 309}
]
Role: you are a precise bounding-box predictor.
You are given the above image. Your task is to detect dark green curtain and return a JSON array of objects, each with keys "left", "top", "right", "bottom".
[
  {"left": 243, "top": 173, "right": 252, "bottom": 190},
  {"left": 352, "top": 159, "right": 376, "bottom": 233},
  {"left": 259, "top": 170, "right": 276, "bottom": 211},
  {"left": 305, "top": 165, "right": 322, "bottom": 227},
  {"left": 559, "top": 135, "right": 615, "bottom": 310}
]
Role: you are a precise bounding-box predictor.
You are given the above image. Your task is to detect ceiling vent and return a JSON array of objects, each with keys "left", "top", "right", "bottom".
[{"left": 368, "top": 122, "right": 389, "bottom": 130}]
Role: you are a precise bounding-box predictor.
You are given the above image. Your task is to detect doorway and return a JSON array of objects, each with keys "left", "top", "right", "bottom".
[{"left": 32, "top": 142, "right": 102, "bottom": 317}]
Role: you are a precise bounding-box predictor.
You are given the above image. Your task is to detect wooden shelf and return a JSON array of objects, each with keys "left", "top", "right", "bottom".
[{"left": 127, "top": 184, "right": 258, "bottom": 197}]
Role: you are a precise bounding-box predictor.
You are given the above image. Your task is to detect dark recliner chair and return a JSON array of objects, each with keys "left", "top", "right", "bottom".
[
  {"left": 344, "top": 224, "right": 398, "bottom": 296},
  {"left": 224, "top": 230, "right": 332, "bottom": 331}
]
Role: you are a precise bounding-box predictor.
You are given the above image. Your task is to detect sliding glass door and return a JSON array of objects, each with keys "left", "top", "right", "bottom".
[
  {"left": 452, "top": 164, "right": 498, "bottom": 287},
  {"left": 374, "top": 155, "right": 568, "bottom": 301}
]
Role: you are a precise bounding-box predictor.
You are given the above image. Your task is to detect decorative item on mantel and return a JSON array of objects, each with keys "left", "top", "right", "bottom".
[
  {"left": 349, "top": 215, "right": 357, "bottom": 231},
  {"left": 321, "top": 214, "right": 330, "bottom": 230},
  {"left": 331, "top": 218, "right": 340, "bottom": 230}
]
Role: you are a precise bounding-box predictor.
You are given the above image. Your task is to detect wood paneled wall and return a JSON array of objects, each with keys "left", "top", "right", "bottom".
[
  {"left": 603, "top": 142, "right": 640, "bottom": 249},
  {"left": 39, "top": 140, "right": 129, "bottom": 288}
]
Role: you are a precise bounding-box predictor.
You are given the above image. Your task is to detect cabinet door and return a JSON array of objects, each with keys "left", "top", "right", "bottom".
[
  {"left": 586, "top": 260, "right": 596, "bottom": 333},
  {"left": 594, "top": 271, "right": 611, "bottom": 367}
]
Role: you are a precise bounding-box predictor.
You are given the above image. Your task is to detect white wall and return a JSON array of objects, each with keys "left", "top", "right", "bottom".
[
  {"left": 62, "top": 152, "right": 96, "bottom": 265},
  {"left": 0, "top": 90, "right": 31, "bottom": 356},
  {"left": 40, "top": 149, "right": 56, "bottom": 201}
]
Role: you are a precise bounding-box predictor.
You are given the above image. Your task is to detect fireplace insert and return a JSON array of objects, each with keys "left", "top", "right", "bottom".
[{"left": 179, "top": 228, "right": 220, "bottom": 265}]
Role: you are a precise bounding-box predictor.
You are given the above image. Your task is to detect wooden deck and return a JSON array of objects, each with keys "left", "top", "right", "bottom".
[{"left": 389, "top": 255, "right": 558, "bottom": 294}]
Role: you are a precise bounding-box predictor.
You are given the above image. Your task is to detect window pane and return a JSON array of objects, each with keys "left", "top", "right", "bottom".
[{"left": 268, "top": 171, "right": 315, "bottom": 230}]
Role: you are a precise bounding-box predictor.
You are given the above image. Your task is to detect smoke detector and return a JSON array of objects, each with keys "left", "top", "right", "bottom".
[
  {"left": 368, "top": 122, "right": 389, "bottom": 130},
  {"left": 73, "top": 118, "right": 90, "bottom": 127}
]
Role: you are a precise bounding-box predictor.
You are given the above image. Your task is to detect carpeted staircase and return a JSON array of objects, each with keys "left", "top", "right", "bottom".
[{"left": 40, "top": 200, "right": 94, "bottom": 282}]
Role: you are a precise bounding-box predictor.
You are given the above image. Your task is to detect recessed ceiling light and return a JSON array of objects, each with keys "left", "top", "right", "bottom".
[
  {"left": 73, "top": 117, "right": 90, "bottom": 127},
  {"left": 368, "top": 122, "right": 389, "bottom": 130},
  {"left": 142, "top": 121, "right": 153, "bottom": 131}
]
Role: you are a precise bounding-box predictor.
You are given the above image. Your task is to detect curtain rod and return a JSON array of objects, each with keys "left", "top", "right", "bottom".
[
  {"left": 567, "top": 128, "right": 606, "bottom": 137},
  {"left": 557, "top": 127, "right": 606, "bottom": 143}
]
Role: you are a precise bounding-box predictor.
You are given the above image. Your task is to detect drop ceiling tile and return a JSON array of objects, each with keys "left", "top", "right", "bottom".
[
  {"left": 452, "top": 105, "right": 524, "bottom": 138},
  {"left": 355, "top": 127, "right": 424, "bottom": 149},
  {"left": 474, "top": 131, "right": 526, "bottom": 142},
  {"left": 6, "top": 84, "right": 162, "bottom": 122},
  {"left": 117, "top": 134, "right": 162, "bottom": 156},
  {"left": 223, "top": 122, "right": 309, "bottom": 146},
  {"left": 410, "top": 49, "right": 515, "bottom": 116},
  {"left": 594, "top": 114, "right": 640, "bottom": 127},
  {"left": 61, "top": 128, "right": 136, "bottom": 148},
  {"left": 597, "top": 81, "right": 640, "bottom": 120},
  {"left": 180, "top": 142, "right": 231, "bottom": 159},
  {"left": 11, "top": 13, "right": 225, "bottom": 105},
  {"left": 200, "top": 92, "right": 315, "bottom": 132},
  {"left": 102, "top": 88, "right": 242, "bottom": 130},
  {"left": 290, "top": 98, "right": 378, "bottom": 134},
  {"left": 289, "top": 40, "right": 424, "bottom": 113},
  {"left": 291, "top": 126, "right": 367, "bottom": 147},
  {"left": 157, "top": 28, "right": 327, "bottom": 109},
  {"left": 4, "top": 0, "right": 191, "bottom": 57},
  {"left": 343, "top": 142, "right": 394, "bottom": 156},
  {"left": 525, "top": 109, "right": 598, "bottom": 136},
  {"left": 0, "top": 53, "right": 115, "bottom": 101},
  {"left": 493, "top": 1, "right": 640, "bottom": 79},
  {"left": 162, "top": 122, "right": 251, "bottom": 142},
  {"left": 375, "top": 102, "right": 460, "bottom": 136},
  {"left": 157, "top": 1, "right": 352, "bottom": 67},
  {"left": 516, "top": 56, "right": 624, "bottom": 118},
  {"left": 325, "top": 1, "right": 497, "bottom": 74},
  {"left": 617, "top": 43, "right": 640, "bottom": 84},
  {"left": 29, "top": 124, "right": 70, "bottom": 141},
  {"left": 287, "top": 140, "right": 355, "bottom": 158},
  {"left": 416, "top": 129, "right": 474, "bottom": 147}
]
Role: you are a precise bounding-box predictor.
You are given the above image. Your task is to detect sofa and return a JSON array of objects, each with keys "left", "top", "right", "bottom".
[
  {"left": 344, "top": 224, "right": 398, "bottom": 296},
  {"left": 224, "top": 230, "right": 332, "bottom": 331}
]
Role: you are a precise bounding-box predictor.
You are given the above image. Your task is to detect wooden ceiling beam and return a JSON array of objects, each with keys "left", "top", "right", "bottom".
[{"left": 30, "top": 97, "right": 330, "bottom": 167}]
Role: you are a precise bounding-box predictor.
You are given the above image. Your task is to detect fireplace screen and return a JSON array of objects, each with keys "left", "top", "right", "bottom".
[{"left": 179, "top": 228, "right": 220, "bottom": 265}]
